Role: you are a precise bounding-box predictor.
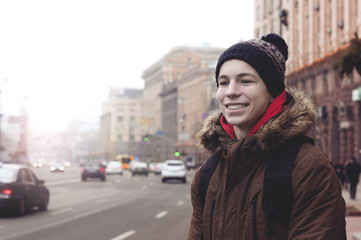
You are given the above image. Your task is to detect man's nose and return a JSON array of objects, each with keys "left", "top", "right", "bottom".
[{"left": 226, "top": 80, "right": 241, "bottom": 97}]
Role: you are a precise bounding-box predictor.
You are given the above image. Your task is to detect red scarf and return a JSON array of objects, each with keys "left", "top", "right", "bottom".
[{"left": 220, "top": 90, "right": 287, "bottom": 139}]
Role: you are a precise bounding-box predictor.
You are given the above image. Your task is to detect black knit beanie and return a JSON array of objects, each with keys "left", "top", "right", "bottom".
[{"left": 215, "top": 33, "right": 288, "bottom": 98}]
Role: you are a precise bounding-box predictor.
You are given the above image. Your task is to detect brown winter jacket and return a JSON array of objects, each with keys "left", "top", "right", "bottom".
[{"left": 188, "top": 88, "right": 346, "bottom": 240}]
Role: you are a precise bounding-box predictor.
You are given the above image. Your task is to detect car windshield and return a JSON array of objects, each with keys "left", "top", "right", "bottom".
[
  {"left": 85, "top": 163, "right": 101, "bottom": 168},
  {"left": 0, "top": 168, "right": 17, "bottom": 183},
  {"left": 107, "top": 161, "right": 120, "bottom": 166},
  {"left": 168, "top": 163, "right": 182, "bottom": 166},
  {"left": 133, "top": 162, "right": 146, "bottom": 167}
]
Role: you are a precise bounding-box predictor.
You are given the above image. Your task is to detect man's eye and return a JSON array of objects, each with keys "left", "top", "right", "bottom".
[
  {"left": 241, "top": 80, "right": 252, "bottom": 84},
  {"left": 219, "top": 81, "right": 228, "bottom": 86}
]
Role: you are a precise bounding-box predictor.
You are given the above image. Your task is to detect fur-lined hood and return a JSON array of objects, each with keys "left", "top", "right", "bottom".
[{"left": 195, "top": 88, "right": 315, "bottom": 153}]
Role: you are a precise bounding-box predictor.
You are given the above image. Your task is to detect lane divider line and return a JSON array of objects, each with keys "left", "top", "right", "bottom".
[
  {"left": 110, "top": 230, "right": 136, "bottom": 240},
  {"left": 50, "top": 207, "right": 73, "bottom": 215},
  {"left": 95, "top": 198, "right": 109, "bottom": 204},
  {"left": 177, "top": 201, "right": 184, "bottom": 206},
  {"left": 155, "top": 210, "right": 168, "bottom": 219}
]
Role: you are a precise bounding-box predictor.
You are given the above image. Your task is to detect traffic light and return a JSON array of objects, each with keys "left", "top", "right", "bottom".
[
  {"left": 143, "top": 135, "right": 149, "bottom": 142},
  {"left": 174, "top": 151, "right": 180, "bottom": 157}
]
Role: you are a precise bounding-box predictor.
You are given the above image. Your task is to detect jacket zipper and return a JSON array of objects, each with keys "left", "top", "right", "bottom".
[
  {"left": 209, "top": 196, "right": 216, "bottom": 240},
  {"left": 252, "top": 194, "right": 258, "bottom": 240}
]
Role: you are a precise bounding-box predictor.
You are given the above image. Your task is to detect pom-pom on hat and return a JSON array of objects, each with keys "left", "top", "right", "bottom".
[{"left": 215, "top": 33, "right": 288, "bottom": 98}]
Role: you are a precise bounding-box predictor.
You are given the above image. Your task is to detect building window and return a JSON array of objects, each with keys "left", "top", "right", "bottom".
[
  {"left": 117, "top": 134, "right": 123, "bottom": 140},
  {"left": 264, "top": 1, "right": 267, "bottom": 18},
  {"left": 256, "top": 5, "right": 261, "bottom": 20},
  {"left": 118, "top": 116, "right": 123, "bottom": 122},
  {"left": 323, "top": 71, "right": 329, "bottom": 93},
  {"left": 129, "top": 134, "right": 135, "bottom": 141}
]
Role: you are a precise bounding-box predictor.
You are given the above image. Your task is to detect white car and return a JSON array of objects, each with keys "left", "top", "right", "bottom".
[
  {"left": 106, "top": 161, "right": 123, "bottom": 175},
  {"left": 161, "top": 160, "right": 186, "bottom": 183},
  {"left": 130, "top": 161, "right": 148, "bottom": 176}
]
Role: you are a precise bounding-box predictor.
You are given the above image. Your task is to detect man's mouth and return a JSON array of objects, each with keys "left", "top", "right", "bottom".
[{"left": 226, "top": 104, "right": 248, "bottom": 109}]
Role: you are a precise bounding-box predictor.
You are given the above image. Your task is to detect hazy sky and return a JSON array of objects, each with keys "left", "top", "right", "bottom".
[{"left": 0, "top": 0, "right": 254, "bottom": 132}]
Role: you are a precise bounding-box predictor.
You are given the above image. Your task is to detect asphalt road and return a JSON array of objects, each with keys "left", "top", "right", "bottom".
[{"left": 0, "top": 165, "right": 194, "bottom": 240}]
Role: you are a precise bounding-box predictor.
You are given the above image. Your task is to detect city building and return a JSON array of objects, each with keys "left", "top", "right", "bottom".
[
  {"left": 142, "top": 46, "right": 224, "bottom": 162},
  {"left": 0, "top": 114, "right": 29, "bottom": 164},
  {"left": 100, "top": 88, "right": 145, "bottom": 160},
  {"left": 254, "top": 0, "right": 361, "bottom": 163}
]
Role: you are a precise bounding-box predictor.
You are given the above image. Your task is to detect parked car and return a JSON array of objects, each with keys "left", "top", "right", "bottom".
[
  {"left": 0, "top": 163, "right": 49, "bottom": 216},
  {"left": 161, "top": 160, "right": 186, "bottom": 183},
  {"left": 106, "top": 161, "right": 123, "bottom": 175},
  {"left": 130, "top": 161, "right": 148, "bottom": 176},
  {"left": 49, "top": 162, "right": 65, "bottom": 173},
  {"left": 154, "top": 162, "right": 163, "bottom": 175},
  {"left": 81, "top": 162, "right": 106, "bottom": 181}
]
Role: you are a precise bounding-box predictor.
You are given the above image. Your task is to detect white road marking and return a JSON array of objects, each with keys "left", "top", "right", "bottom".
[
  {"left": 2, "top": 200, "right": 130, "bottom": 240},
  {"left": 142, "top": 185, "right": 147, "bottom": 190},
  {"left": 155, "top": 210, "right": 168, "bottom": 219},
  {"left": 95, "top": 198, "right": 109, "bottom": 204},
  {"left": 46, "top": 178, "right": 79, "bottom": 186},
  {"left": 177, "top": 200, "right": 184, "bottom": 206},
  {"left": 110, "top": 230, "right": 136, "bottom": 240},
  {"left": 185, "top": 194, "right": 191, "bottom": 199},
  {"left": 50, "top": 207, "right": 73, "bottom": 215}
]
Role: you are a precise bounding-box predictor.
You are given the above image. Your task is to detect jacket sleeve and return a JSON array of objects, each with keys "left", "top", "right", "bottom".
[
  {"left": 187, "top": 167, "right": 205, "bottom": 240},
  {"left": 288, "top": 144, "right": 346, "bottom": 240}
]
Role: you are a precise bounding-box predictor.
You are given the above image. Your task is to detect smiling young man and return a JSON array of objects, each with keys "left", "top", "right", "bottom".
[{"left": 187, "top": 34, "right": 346, "bottom": 240}]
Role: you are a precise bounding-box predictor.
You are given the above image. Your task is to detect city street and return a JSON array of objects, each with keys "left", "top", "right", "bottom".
[
  {"left": 0, "top": 165, "right": 194, "bottom": 240},
  {"left": 1, "top": 164, "right": 361, "bottom": 240}
]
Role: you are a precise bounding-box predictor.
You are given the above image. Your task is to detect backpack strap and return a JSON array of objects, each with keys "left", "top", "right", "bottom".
[
  {"left": 198, "top": 149, "right": 222, "bottom": 207},
  {"left": 263, "top": 134, "right": 314, "bottom": 236}
]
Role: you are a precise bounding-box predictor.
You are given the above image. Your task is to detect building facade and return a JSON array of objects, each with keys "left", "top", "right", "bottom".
[
  {"left": 254, "top": 0, "right": 361, "bottom": 162},
  {"left": 100, "top": 88, "right": 145, "bottom": 160},
  {"left": 142, "top": 46, "right": 224, "bottom": 162}
]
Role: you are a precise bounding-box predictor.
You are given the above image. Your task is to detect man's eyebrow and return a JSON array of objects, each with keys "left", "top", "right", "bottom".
[
  {"left": 219, "top": 73, "right": 257, "bottom": 79},
  {"left": 236, "top": 73, "right": 257, "bottom": 78}
]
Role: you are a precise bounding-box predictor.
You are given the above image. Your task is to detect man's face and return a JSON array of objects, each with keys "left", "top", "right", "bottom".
[{"left": 216, "top": 59, "right": 273, "bottom": 137}]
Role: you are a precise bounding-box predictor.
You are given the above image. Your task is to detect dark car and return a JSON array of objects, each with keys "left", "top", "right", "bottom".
[
  {"left": 81, "top": 162, "right": 106, "bottom": 181},
  {"left": 0, "top": 163, "right": 49, "bottom": 216}
]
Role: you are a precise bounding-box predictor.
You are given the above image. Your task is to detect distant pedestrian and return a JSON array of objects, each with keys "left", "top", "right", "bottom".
[
  {"left": 334, "top": 160, "right": 346, "bottom": 188},
  {"left": 346, "top": 156, "right": 361, "bottom": 200}
]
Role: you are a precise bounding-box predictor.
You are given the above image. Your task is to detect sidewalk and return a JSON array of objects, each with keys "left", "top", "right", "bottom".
[{"left": 343, "top": 183, "right": 361, "bottom": 240}]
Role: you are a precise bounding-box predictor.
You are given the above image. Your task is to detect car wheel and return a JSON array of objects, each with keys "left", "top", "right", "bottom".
[
  {"left": 162, "top": 178, "right": 166, "bottom": 183},
  {"left": 101, "top": 177, "right": 106, "bottom": 181},
  {"left": 17, "top": 198, "right": 26, "bottom": 216},
  {"left": 39, "top": 193, "right": 49, "bottom": 211},
  {"left": 82, "top": 176, "right": 87, "bottom": 181},
  {"left": 183, "top": 178, "right": 187, "bottom": 184}
]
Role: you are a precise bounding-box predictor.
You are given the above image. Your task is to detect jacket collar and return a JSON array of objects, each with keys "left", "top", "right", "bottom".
[{"left": 195, "top": 88, "right": 315, "bottom": 153}]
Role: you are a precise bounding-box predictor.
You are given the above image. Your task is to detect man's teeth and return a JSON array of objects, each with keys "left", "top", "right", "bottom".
[{"left": 228, "top": 104, "right": 245, "bottom": 109}]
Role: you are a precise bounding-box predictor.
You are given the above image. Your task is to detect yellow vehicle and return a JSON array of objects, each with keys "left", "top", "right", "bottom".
[{"left": 115, "top": 154, "right": 134, "bottom": 170}]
